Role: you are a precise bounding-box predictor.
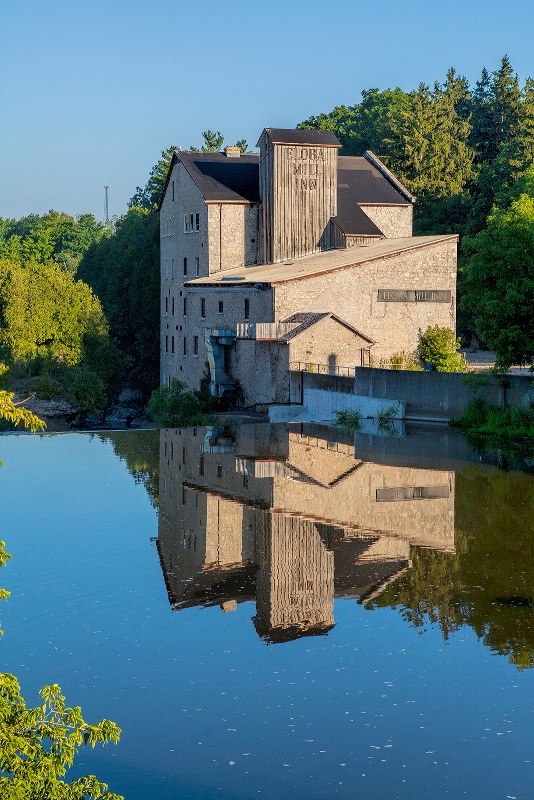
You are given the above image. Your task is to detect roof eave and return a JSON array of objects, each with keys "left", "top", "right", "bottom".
[{"left": 363, "top": 151, "right": 416, "bottom": 203}]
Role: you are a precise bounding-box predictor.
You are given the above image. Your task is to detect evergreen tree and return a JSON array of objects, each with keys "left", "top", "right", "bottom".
[{"left": 128, "top": 145, "right": 178, "bottom": 209}]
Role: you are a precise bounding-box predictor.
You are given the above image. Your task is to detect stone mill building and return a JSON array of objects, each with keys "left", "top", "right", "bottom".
[{"left": 159, "top": 128, "right": 458, "bottom": 406}]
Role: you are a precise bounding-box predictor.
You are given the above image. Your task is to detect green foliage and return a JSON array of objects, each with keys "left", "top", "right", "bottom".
[
  {"left": 299, "top": 56, "right": 534, "bottom": 249},
  {"left": 461, "top": 172, "right": 534, "bottom": 369},
  {"left": 417, "top": 325, "right": 466, "bottom": 372},
  {"left": 451, "top": 397, "right": 534, "bottom": 438},
  {"left": 0, "top": 254, "right": 123, "bottom": 412},
  {"left": 33, "top": 373, "right": 60, "bottom": 401},
  {"left": 0, "top": 391, "right": 45, "bottom": 434},
  {"left": 334, "top": 408, "right": 363, "bottom": 429},
  {"left": 77, "top": 206, "right": 160, "bottom": 394},
  {"left": 0, "top": 676, "right": 122, "bottom": 799},
  {"left": 462, "top": 372, "right": 489, "bottom": 395},
  {"left": 98, "top": 430, "right": 159, "bottom": 508},
  {"left": 190, "top": 130, "right": 224, "bottom": 152},
  {"left": 371, "top": 466, "right": 534, "bottom": 670},
  {"left": 128, "top": 146, "right": 177, "bottom": 210},
  {"left": 0, "top": 211, "right": 109, "bottom": 273},
  {"left": 148, "top": 380, "right": 212, "bottom": 427},
  {"left": 377, "top": 403, "right": 400, "bottom": 423},
  {"left": 0, "top": 258, "right": 107, "bottom": 366}
]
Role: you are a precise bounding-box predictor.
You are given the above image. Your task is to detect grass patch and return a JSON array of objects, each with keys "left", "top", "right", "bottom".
[
  {"left": 334, "top": 408, "right": 363, "bottom": 430},
  {"left": 451, "top": 397, "right": 534, "bottom": 439}
]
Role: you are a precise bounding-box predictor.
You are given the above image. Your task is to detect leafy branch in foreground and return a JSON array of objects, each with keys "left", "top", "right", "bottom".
[
  {"left": 0, "top": 675, "right": 122, "bottom": 800},
  {"left": 0, "top": 390, "right": 46, "bottom": 434}
]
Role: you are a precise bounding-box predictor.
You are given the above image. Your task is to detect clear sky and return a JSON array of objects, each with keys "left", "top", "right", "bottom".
[{"left": 1, "top": 0, "right": 533, "bottom": 220}]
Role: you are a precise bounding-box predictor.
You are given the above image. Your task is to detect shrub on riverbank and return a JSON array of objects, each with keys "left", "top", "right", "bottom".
[
  {"left": 148, "top": 380, "right": 213, "bottom": 427},
  {"left": 452, "top": 397, "right": 534, "bottom": 438},
  {"left": 417, "top": 325, "right": 466, "bottom": 372}
]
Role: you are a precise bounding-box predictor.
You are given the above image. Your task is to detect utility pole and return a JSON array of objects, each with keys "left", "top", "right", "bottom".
[{"left": 104, "top": 185, "right": 111, "bottom": 222}]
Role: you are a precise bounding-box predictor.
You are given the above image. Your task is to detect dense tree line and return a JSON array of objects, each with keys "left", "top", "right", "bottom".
[{"left": 0, "top": 213, "right": 123, "bottom": 413}]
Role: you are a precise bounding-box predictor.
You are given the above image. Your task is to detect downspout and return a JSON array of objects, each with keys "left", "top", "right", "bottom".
[{"left": 219, "top": 204, "right": 222, "bottom": 272}]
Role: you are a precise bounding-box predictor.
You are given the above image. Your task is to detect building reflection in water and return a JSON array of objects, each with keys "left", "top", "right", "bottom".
[{"left": 157, "top": 424, "right": 455, "bottom": 643}]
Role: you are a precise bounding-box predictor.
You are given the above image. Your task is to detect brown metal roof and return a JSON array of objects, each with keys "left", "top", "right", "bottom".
[
  {"left": 257, "top": 128, "right": 342, "bottom": 147},
  {"left": 279, "top": 312, "right": 374, "bottom": 344},
  {"left": 177, "top": 151, "right": 260, "bottom": 204}
]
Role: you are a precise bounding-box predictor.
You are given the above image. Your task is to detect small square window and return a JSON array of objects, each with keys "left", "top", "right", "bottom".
[{"left": 218, "top": 300, "right": 224, "bottom": 314}]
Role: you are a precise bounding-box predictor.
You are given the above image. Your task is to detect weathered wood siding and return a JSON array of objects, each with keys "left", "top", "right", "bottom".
[{"left": 259, "top": 133, "right": 338, "bottom": 264}]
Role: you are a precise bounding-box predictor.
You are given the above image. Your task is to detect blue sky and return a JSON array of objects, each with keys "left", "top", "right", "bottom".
[{"left": 1, "top": 0, "right": 533, "bottom": 220}]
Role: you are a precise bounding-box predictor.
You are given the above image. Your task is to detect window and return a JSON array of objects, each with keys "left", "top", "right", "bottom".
[
  {"left": 218, "top": 300, "right": 224, "bottom": 314},
  {"left": 183, "top": 297, "right": 187, "bottom": 316},
  {"left": 183, "top": 337, "right": 187, "bottom": 355},
  {"left": 184, "top": 213, "right": 200, "bottom": 233},
  {"left": 171, "top": 336, "right": 175, "bottom": 354},
  {"left": 201, "top": 298, "right": 206, "bottom": 318},
  {"left": 165, "top": 336, "right": 168, "bottom": 353},
  {"left": 165, "top": 296, "right": 168, "bottom": 313},
  {"left": 217, "top": 465, "right": 222, "bottom": 478},
  {"left": 194, "top": 335, "right": 198, "bottom": 355},
  {"left": 182, "top": 446, "right": 186, "bottom": 465},
  {"left": 183, "top": 257, "right": 187, "bottom": 275},
  {"left": 172, "top": 297, "right": 175, "bottom": 315},
  {"left": 244, "top": 298, "right": 250, "bottom": 320},
  {"left": 199, "top": 456, "right": 204, "bottom": 476},
  {"left": 195, "top": 256, "right": 200, "bottom": 276}
]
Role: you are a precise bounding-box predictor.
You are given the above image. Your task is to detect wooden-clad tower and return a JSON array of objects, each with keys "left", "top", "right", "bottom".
[{"left": 257, "top": 128, "right": 341, "bottom": 264}]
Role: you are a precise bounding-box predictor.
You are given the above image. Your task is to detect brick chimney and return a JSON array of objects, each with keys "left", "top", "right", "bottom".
[{"left": 224, "top": 145, "right": 241, "bottom": 158}]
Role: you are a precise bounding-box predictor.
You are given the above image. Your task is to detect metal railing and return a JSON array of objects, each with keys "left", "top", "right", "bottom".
[
  {"left": 236, "top": 322, "right": 300, "bottom": 339},
  {"left": 289, "top": 361, "right": 356, "bottom": 377}
]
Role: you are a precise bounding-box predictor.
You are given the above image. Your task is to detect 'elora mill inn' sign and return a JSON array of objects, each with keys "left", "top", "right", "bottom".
[{"left": 378, "top": 289, "right": 452, "bottom": 303}]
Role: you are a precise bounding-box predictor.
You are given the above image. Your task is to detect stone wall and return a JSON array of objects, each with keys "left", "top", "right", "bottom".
[
  {"left": 360, "top": 204, "right": 412, "bottom": 238},
  {"left": 182, "top": 284, "right": 274, "bottom": 390},
  {"left": 207, "top": 203, "right": 259, "bottom": 273},
  {"left": 160, "top": 161, "right": 209, "bottom": 387},
  {"left": 274, "top": 237, "right": 457, "bottom": 360}
]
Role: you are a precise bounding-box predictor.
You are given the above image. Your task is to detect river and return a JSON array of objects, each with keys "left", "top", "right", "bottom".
[{"left": 0, "top": 423, "right": 532, "bottom": 799}]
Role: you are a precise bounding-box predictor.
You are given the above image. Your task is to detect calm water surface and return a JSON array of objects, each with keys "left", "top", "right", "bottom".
[{"left": 0, "top": 424, "right": 532, "bottom": 799}]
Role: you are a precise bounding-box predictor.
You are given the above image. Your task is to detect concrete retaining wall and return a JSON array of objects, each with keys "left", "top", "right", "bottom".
[{"left": 353, "top": 367, "right": 534, "bottom": 420}]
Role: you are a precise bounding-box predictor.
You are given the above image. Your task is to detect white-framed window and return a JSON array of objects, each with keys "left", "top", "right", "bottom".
[{"left": 184, "top": 212, "right": 201, "bottom": 233}]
